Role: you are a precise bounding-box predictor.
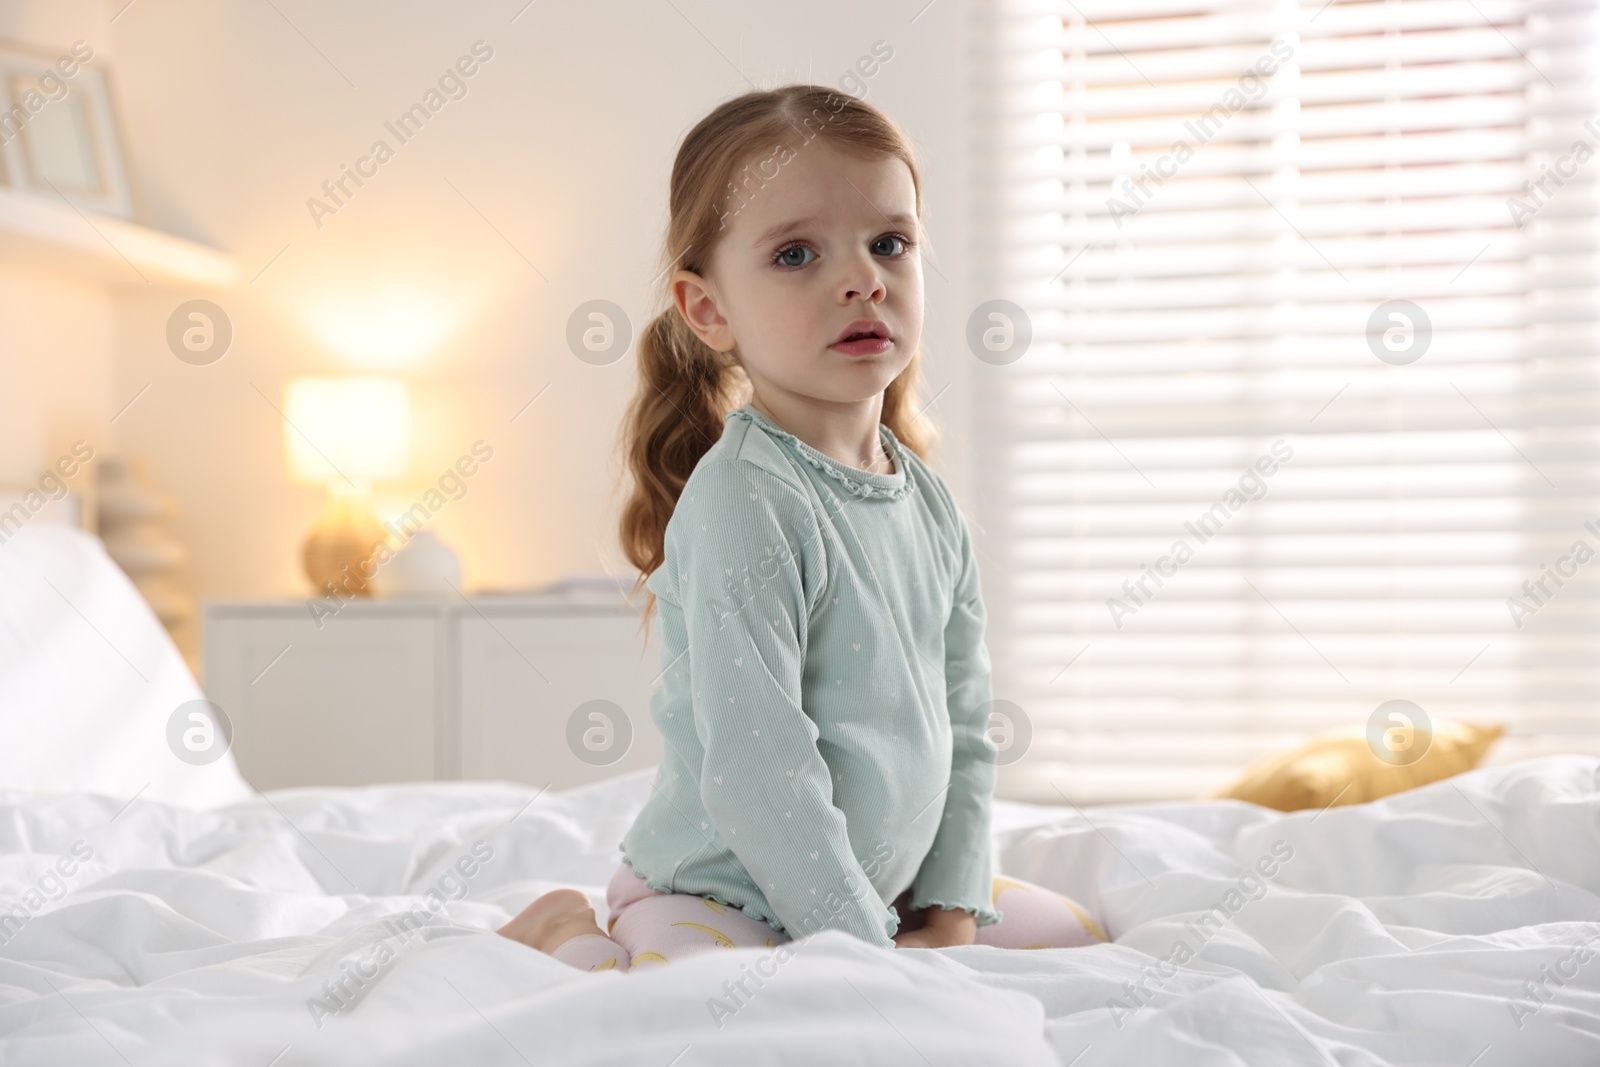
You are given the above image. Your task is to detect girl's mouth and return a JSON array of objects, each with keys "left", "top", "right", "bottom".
[
  {"left": 831, "top": 335, "right": 894, "bottom": 357},
  {"left": 830, "top": 320, "right": 893, "bottom": 357}
]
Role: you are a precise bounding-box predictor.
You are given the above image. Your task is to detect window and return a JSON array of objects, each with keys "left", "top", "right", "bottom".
[{"left": 973, "top": 0, "right": 1600, "bottom": 803}]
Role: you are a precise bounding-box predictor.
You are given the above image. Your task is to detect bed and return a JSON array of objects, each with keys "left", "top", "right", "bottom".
[{"left": 2, "top": 524, "right": 1598, "bottom": 1065}]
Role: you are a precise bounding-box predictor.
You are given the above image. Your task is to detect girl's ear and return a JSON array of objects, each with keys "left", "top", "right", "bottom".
[{"left": 671, "top": 269, "right": 736, "bottom": 352}]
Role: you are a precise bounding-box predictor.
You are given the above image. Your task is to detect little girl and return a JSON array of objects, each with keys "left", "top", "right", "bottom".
[{"left": 498, "top": 85, "right": 1105, "bottom": 971}]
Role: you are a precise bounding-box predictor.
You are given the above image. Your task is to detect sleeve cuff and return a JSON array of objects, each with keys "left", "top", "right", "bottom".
[{"left": 909, "top": 891, "right": 1002, "bottom": 928}]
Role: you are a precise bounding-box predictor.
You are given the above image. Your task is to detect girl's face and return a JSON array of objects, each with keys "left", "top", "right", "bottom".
[{"left": 674, "top": 140, "right": 923, "bottom": 409}]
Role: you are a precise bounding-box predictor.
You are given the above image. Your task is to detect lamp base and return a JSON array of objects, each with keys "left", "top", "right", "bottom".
[{"left": 304, "top": 492, "right": 387, "bottom": 596}]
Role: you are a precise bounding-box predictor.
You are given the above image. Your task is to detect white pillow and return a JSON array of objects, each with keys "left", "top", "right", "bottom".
[{"left": 0, "top": 523, "right": 253, "bottom": 809}]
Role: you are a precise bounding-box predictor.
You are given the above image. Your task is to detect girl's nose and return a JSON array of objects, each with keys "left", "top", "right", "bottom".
[{"left": 838, "top": 254, "right": 887, "bottom": 303}]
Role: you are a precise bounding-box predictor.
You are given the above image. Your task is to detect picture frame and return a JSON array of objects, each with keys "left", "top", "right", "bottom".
[{"left": 0, "top": 39, "right": 137, "bottom": 220}]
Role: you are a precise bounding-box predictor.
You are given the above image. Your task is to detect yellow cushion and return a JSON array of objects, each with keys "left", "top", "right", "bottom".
[{"left": 1210, "top": 720, "right": 1505, "bottom": 812}]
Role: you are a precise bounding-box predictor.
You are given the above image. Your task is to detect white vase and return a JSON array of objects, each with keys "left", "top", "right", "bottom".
[{"left": 371, "top": 530, "right": 462, "bottom": 597}]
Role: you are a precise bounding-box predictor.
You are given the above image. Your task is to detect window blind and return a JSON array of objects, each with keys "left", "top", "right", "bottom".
[{"left": 971, "top": 0, "right": 1600, "bottom": 803}]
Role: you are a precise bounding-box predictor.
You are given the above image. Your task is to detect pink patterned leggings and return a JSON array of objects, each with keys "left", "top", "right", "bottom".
[{"left": 551, "top": 862, "right": 1107, "bottom": 973}]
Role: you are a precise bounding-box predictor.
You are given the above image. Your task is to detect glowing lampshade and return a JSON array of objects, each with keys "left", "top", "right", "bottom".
[
  {"left": 282, "top": 376, "right": 410, "bottom": 596},
  {"left": 284, "top": 376, "right": 410, "bottom": 488}
]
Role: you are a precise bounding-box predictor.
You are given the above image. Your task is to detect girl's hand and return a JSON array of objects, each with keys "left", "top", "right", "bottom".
[{"left": 892, "top": 905, "right": 977, "bottom": 948}]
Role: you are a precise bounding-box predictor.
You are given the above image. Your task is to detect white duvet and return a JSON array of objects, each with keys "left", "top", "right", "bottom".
[{"left": 2, "top": 755, "right": 1598, "bottom": 1066}]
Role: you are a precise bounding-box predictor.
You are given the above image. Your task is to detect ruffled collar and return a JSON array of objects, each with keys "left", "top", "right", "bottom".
[{"left": 728, "top": 403, "right": 913, "bottom": 501}]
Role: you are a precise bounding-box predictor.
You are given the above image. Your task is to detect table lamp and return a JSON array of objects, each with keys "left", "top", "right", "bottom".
[{"left": 284, "top": 376, "right": 410, "bottom": 596}]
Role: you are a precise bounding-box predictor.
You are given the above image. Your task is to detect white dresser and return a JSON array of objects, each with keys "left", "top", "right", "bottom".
[{"left": 202, "top": 595, "right": 663, "bottom": 792}]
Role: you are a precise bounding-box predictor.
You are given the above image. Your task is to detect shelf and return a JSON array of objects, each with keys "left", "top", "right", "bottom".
[{"left": 0, "top": 184, "right": 235, "bottom": 289}]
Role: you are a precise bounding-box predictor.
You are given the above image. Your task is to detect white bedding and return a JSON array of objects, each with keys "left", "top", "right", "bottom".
[
  {"left": 2, "top": 756, "right": 1598, "bottom": 1065},
  {"left": 0, "top": 525, "right": 253, "bottom": 810}
]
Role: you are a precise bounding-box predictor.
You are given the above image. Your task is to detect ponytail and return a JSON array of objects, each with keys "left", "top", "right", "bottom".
[{"left": 619, "top": 308, "right": 748, "bottom": 632}]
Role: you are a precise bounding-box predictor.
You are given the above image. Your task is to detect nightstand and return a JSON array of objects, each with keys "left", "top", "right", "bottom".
[{"left": 202, "top": 594, "right": 663, "bottom": 791}]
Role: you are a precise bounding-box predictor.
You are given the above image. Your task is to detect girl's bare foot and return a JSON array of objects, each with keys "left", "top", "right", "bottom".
[{"left": 497, "top": 889, "right": 607, "bottom": 954}]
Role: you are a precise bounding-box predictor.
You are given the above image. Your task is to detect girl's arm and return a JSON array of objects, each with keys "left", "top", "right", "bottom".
[
  {"left": 907, "top": 504, "right": 1004, "bottom": 928},
  {"left": 674, "top": 458, "right": 900, "bottom": 949}
]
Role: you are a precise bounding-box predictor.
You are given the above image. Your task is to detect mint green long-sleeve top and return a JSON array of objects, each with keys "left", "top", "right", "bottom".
[{"left": 618, "top": 402, "right": 1000, "bottom": 949}]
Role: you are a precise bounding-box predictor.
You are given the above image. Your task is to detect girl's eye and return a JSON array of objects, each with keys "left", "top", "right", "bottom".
[
  {"left": 871, "top": 232, "right": 914, "bottom": 257},
  {"left": 773, "top": 243, "right": 815, "bottom": 268}
]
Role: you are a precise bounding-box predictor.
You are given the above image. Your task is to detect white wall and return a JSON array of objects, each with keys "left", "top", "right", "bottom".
[
  {"left": 0, "top": 265, "right": 113, "bottom": 487},
  {"left": 0, "top": 2, "right": 117, "bottom": 495},
  {"left": 10, "top": 0, "right": 977, "bottom": 602}
]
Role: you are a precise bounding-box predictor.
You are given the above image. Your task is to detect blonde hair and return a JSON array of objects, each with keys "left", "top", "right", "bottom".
[{"left": 618, "top": 84, "right": 935, "bottom": 631}]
